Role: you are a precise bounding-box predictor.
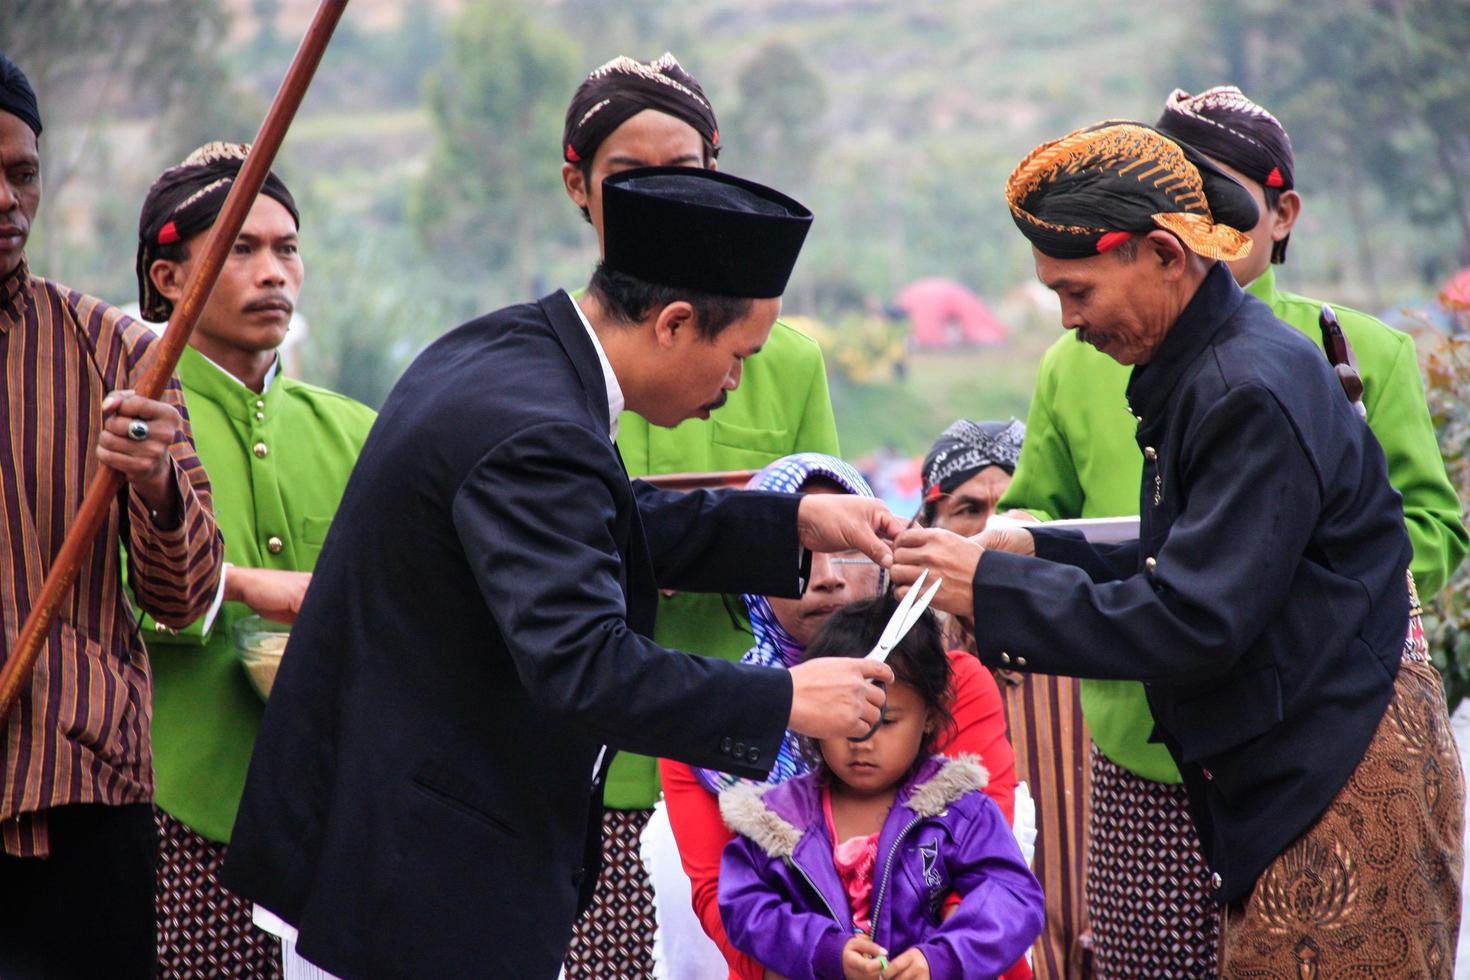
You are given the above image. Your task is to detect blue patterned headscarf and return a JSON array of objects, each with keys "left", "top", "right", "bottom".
[{"left": 692, "top": 453, "right": 876, "bottom": 795}]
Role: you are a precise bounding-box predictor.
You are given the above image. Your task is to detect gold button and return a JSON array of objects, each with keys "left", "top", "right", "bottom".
[
  {"left": 1144, "top": 446, "right": 1157, "bottom": 461},
  {"left": 1000, "top": 652, "right": 1011, "bottom": 665},
  {"left": 267, "top": 536, "right": 284, "bottom": 554},
  {"left": 253, "top": 442, "right": 268, "bottom": 458},
  {"left": 255, "top": 411, "right": 266, "bottom": 421},
  {"left": 1016, "top": 656, "right": 1028, "bottom": 668},
  {"left": 1145, "top": 557, "right": 1158, "bottom": 573}
]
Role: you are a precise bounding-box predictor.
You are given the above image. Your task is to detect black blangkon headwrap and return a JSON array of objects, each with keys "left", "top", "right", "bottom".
[
  {"left": 1157, "top": 86, "right": 1296, "bottom": 262},
  {"left": 562, "top": 53, "right": 718, "bottom": 167},
  {"left": 136, "top": 142, "right": 298, "bottom": 322},
  {"left": 0, "top": 53, "right": 42, "bottom": 136}
]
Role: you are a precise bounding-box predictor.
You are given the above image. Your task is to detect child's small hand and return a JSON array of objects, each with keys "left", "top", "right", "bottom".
[
  {"left": 884, "top": 948, "right": 931, "bottom": 980},
  {"left": 841, "top": 934, "right": 888, "bottom": 978}
]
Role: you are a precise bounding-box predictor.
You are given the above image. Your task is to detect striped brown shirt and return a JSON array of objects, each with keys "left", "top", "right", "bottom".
[{"left": 0, "top": 260, "right": 223, "bottom": 857}]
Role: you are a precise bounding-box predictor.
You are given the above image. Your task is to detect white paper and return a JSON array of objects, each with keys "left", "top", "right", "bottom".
[{"left": 987, "top": 513, "right": 1140, "bottom": 544}]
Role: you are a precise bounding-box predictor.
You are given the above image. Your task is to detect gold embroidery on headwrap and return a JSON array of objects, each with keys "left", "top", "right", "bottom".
[{"left": 1005, "top": 122, "right": 1252, "bottom": 262}]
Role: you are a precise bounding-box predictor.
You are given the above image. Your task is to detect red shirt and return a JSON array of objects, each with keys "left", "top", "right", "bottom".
[{"left": 660, "top": 650, "right": 1021, "bottom": 980}]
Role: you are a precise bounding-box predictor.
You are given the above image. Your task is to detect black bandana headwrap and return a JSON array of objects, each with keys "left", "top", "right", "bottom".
[
  {"left": 562, "top": 53, "right": 719, "bottom": 167},
  {"left": 1156, "top": 86, "right": 1295, "bottom": 262},
  {"left": 0, "top": 53, "right": 42, "bottom": 136},
  {"left": 136, "top": 141, "right": 298, "bottom": 322},
  {"left": 1005, "top": 121, "right": 1258, "bottom": 261},
  {"left": 921, "top": 418, "right": 1025, "bottom": 501}
]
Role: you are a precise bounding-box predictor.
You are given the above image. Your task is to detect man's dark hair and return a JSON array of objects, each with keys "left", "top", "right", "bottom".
[
  {"left": 588, "top": 261, "right": 752, "bottom": 340},
  {"left": 804, "top": 594, "right": 955, "bottom": 758}
]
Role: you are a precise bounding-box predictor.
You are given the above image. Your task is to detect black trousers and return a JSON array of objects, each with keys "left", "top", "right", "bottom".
[{"left": 0, "top": 803, "right": 157, "bottom": 979}]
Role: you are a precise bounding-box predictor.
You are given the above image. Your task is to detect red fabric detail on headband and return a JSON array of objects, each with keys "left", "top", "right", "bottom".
[
  {"left": 565, "top": 143, "right": 581, "bottom": 163},
  {"left": 924, "top": 484, "right": 943, "bottom": 502},
  {"left": 1096, "top": 231, "right": 1130, "bottom": 253},
  {"left": 1265, "top": 167, "right": 1285, "bottom": 188},
  {"left": 157, "top": 221, "right": 181, "bottom": 245},
  {"left": 711, "top": 128, "right": 720, "bottom": 147}
]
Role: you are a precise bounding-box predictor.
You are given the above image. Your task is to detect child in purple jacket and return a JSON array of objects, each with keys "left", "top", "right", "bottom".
[{"left": 718, "top": 597, "right": 1044, "bottom": 980}]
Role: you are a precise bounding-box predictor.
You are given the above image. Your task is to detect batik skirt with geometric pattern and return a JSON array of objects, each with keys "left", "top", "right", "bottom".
[
  {"left": 1087, "top": 746, "right": 1220, "bottom": 978},
  {"left": 1219, "top": 651, "right": 1464, "bottom": 979},
  {"left": 155, "top": 808, "right": 282, "bottom": 979},
  {"left": 563, "top": 807, "right": 658, "bottom": 979}
]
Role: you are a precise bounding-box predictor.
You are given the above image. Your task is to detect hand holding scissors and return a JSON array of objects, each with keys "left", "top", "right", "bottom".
[{"left": 849, "top": 569, "right": 943, "bottom": 742}]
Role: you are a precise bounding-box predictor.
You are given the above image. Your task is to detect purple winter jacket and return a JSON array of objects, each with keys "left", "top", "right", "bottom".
[{"left": 717, "top": 754, "right": 1044, "bottom": 980}]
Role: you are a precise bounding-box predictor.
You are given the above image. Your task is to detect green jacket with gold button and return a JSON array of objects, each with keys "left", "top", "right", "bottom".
[
  {"left": 138, "top": 345, "right": 376, "bottom": 842},
  {"left": 608, "top": 319, "right": 839, "bottom": 809}
]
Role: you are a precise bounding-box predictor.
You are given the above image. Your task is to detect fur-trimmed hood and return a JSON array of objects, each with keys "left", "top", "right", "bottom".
[{"left": 719, "top": 753, "right": 988, "bottom": 860}]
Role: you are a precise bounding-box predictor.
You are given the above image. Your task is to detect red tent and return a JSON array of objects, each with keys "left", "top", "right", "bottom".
[
  {"left": 1440, "top": 267, "right": 1470, "bottom": 310},
  {"left": 895, "top": 277, "right": 1008, "bottom": 348}
]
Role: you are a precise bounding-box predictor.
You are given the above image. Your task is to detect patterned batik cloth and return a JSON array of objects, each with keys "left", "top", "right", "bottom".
[
  {"left": 1086, "top": 746, "right": 1218, "bottom": 978},
  {"left": 564, "top": 807, "right": 658, "bottom": 979},
  {"left": 1220, "top": 652, "right": 1464, "bottom": 979},
  {"left": 996, "top": 670, "right": 1094, "bottom": 980},
  {"left": 155, "top": 808, "right": 282, "bottom": 979}
]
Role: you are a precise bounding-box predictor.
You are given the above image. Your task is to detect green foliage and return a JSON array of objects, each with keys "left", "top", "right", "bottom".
[
  {"left": 1414, "top": 325, "right": 1470, "bottom": 709},
  {"left": 722, "top": 40, "right": 828, "bottom": 195},
  {"left": 408, "top": 0, "right": 583, "bottom": 294},
  {"left": 1175, "top": 0, "right": 1470, "bottom": 288}
]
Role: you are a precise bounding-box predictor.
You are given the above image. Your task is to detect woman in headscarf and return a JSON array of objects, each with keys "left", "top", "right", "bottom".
[{"left": 658, "top": 452, "right": 1022, "bottom": 980}]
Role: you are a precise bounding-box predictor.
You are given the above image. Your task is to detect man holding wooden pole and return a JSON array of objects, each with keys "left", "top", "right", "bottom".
[{"left": 0, "top": 53, "right": 225, "bottom": 979}]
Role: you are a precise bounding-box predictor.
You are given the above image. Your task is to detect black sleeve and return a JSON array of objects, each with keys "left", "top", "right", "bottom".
[
  {"left": 452, "top": 421, "right": 791, "bottom": 776},
  {"left": 631, "top": 480, "right": 805, "bottom": 598},
  {"left": 1029, "top": 528, "right": 1140, "bottom": 583},
  {"left": 969, "top": 384, "right": 1322, "bottom": 683}
]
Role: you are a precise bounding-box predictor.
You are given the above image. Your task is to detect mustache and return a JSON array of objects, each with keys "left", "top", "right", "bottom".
[{"left": 243, "top": 294, "right": 294, "bottom": 316}]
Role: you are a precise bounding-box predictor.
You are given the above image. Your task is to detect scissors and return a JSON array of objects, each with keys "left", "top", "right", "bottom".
[{"left": 849, "top": 569, "right": 944, "bottom": 742}]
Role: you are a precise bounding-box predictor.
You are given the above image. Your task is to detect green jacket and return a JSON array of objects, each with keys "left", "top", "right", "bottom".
[
  {"left": 998, "top": 267, "right": 1467, "bottom": 782},
  {"left": 607, "top": 319, "right": 840, "bottom": 808},
  {"left": 140, "top": 346, "right": 376, "bottom": 841}
]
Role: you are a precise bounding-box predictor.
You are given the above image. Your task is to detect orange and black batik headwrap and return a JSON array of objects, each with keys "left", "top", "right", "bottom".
[{"left": 1004, "top": 121, "right": 1257, "bottom": 261}]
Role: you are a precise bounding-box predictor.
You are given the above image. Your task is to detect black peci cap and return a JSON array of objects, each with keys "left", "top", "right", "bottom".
[{"left": 601, "top": 166, "right": 813, "bottom": 298}]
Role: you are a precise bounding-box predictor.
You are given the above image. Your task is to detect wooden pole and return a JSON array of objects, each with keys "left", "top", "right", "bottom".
[{"left": 0, "top": 0, "right": 350, "bottom": 724}]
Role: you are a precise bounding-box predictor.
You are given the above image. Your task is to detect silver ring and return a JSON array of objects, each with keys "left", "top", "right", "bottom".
[{"left": 127, "top": 419, "right": 150, "bottom": 442}]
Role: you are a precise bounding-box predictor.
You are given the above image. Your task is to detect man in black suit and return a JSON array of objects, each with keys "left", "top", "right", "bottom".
[{"left": 223, "top": 167, "right": 900, "bottom": 978}]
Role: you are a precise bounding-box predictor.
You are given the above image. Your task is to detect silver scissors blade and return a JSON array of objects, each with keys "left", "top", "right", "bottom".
[{"left": 866, "top": 571, "right": 943, "bottom": 663}]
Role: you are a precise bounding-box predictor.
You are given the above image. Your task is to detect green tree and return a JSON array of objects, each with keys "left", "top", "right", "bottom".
[
  {"left": 1172, "top": 0, "right": 1470, "bottom": 292},
  {"left": 722, "top": 40, "right": 829, "bottom": 199},
  {"left": 408, "top": 0, "right": 583, "bottom": 296}
]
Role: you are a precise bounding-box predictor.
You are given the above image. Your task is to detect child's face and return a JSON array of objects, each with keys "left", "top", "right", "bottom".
[{"left": 818, "top": 679, "right": 933, "bottom": 798}]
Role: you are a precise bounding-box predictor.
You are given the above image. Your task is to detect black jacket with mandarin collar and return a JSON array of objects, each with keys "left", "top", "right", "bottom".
[
  {"left": 223, "top": 290, "right": 806, "bottom": 978},
  {"left": 970, "top": 263, "right": 1412, "bottom": 904}
]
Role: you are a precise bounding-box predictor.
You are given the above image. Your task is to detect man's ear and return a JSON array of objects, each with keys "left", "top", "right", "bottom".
[
  {"left": 1271, "top": 189, "right": 1302, "bottom": 241},
  {"left": 1144, "top": 229, "right": 1189, "bottom": 278},
  {"left": 149, "top": 258, "right": 189, "bottom": 304},
  {"left": 652, "top": 300, "right": 696, "bottom": 350},
  {"left": 562, "top": 161, "right": 589, "bottom": 210}
]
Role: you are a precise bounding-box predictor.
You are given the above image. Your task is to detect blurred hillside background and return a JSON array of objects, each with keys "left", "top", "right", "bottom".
[{"left": 7, "top": 0, "right": 1470, "bottom": 698}]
